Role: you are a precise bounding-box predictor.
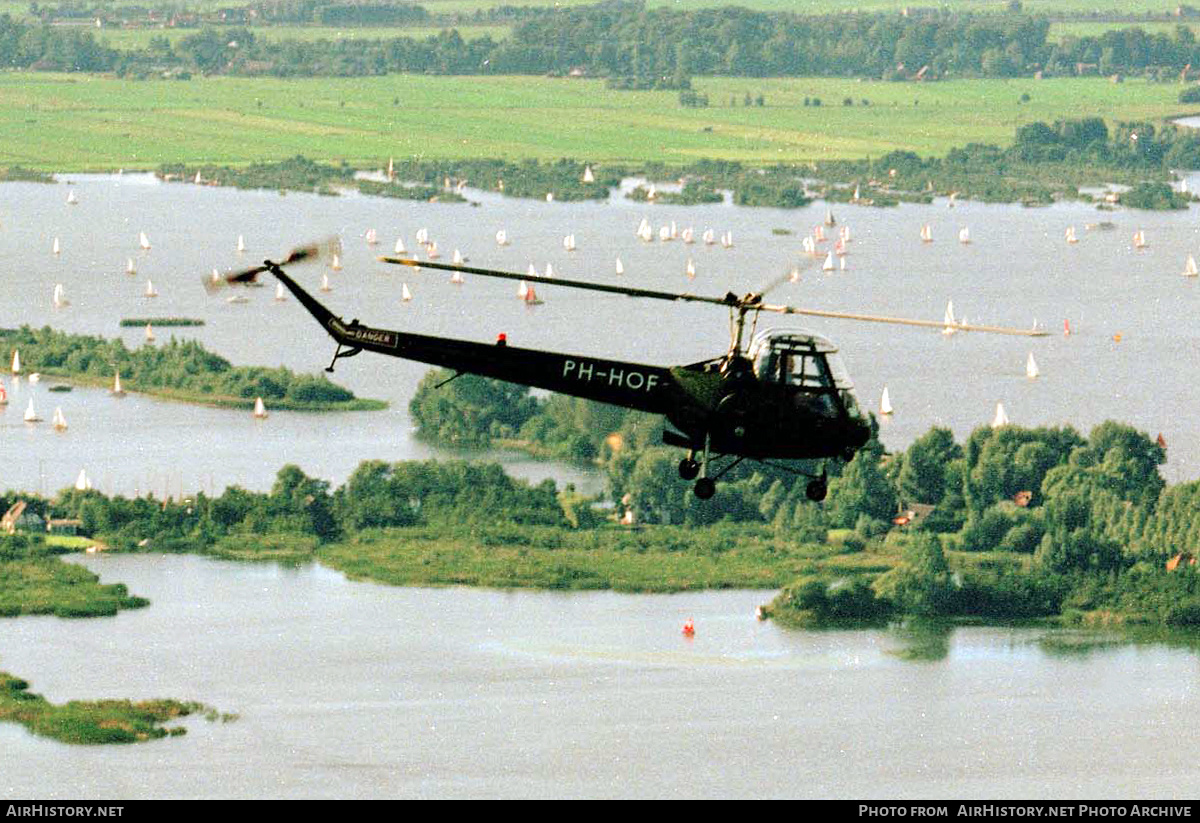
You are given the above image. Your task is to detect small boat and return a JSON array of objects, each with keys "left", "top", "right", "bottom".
[
  {"left": 320, "top": 273, "right": 332, "bottom": 293},
  {"left": 139, "top": 231, "right": 151, "bottom": 250},
  {"left": 880, "top": 387, "right": 894, "bottom": 416},
  {"left": 53, "top": 284, "right": 68, "bottom": 308},
  {"left": 839, "top": 226, "right": 851, "bottom": 243},
  {"left": 226, "top": 292, "right": 249, "bottom": 304},
  {"left": 840, "top": 256, "right": 847, "bottom": 271},
  {"left": 111, "top": 370, "right": 125, "bottom": 397},
  {"left": 813, "top": 225, "right": 826, "bottom": 242},
  {"left": 0, "top": 379, "right": 7, "bottom": 405},
  {"left": 194, "top": 171, "right": 203, "bottom": 184},
  {"left": 563, "top": 234, "right": 576, "bottom": 252},
  {"left": 523, "top": 284, "right": 543, "bottom": 306},
  {"left": 144, "top": 280, "right": 158, "bottom": 298},
  {"left": 450, "top": 270, "right": 464, "bottom": 285},
  {"left": 387, "top": 157, "right": 395, "bottom": 181},
  {"left": 365, "top": 228, "right": 378, "bottom": 246},
  {"left": 544, "top": 263, "right": 555, "bottom": 278},
  {"left": 822, "top": 252, "right": 835, "bottom": 272},
  {"left": 274, "top": 282, "right": 287, "bottom": 301},
  {"left": 658, "top": 225, "right": 671, "bottom": 242},
  {"left": 582, "top": 165, "right": 595, "bottom": 184},
  {"left": 66, "top": 190, "right": 78, "bottom": 205},
  {"left": 702, "top": 228, "right": 715, "bottom": 245},
  {"left": 401, "top": 283, "right": 413, "bottom": 302},
  {"left": 127, "top": 258, "right": 137, "bottom": 275},
  {"left": 920, "top": 224, "right": 933, "bottom": 243},
  {"left": 615, "top": 257, "right": 624, "bottom": 276},
  {"left": 834, "top": 238, "right": 847, "bottom": 256},
  {"left": 802, "top": 236, "right": 816, "bottom": 256},
  {"left": 825, "top": 208, "right": 836, "bottom": 227},
  {"left": 545, "top": 192, "right": 554, "bottom": 203},
  {"left": 1064, "top": 318, "right": 1072, "bottom": 336},
  {"left": 23, "top": 398, "right": 39, "bottom": 423},
  {"left": 144, "top": 323, "right": 155, "bottom": 342},
  {"left": 721, "top": 231, "right": 733, "bottom": 249},
  {"left": 452, "top": 249, "right": 465, "bottom": 265},
  {"left": 331, "top": 253, "right": 343, "bottom": 271},
  {"left": 52, "top": 237, "right": 60, "bottom": 256},
  {"left": 237, "top": 234, "right": 246, "bottom": 253},
  {"left": 1133, "top": 229, "right": 1147, "bottom": 249},
  {"left": 527, "top": 264, "right": 538, "bottom": 279},
  {"left": 415, "top": 228, "right": 429, "bottom": 245},
  {"left": 495, "top": 229, "right": 509, "bottom": 247},
  {"left": 942, "top": 300, "right": 957, "bottom": 336},
  {"left": 517, "top": 280, "right": 530, "bottom": 300},
  {"left": 1184, "top": 255, "right": 1199, "bottom": 277},
  {"left": 682, "top": 227, "right": 694, "bottom": 244},
  {"left": 1064, "top": 226, "right": 1078, "bottom": 244},
  {"left": 426, "top": 242, "right": 440, "bottom": 260},
  {"left": 948, "top": 192, "right": 958, "bottom": 208},
  {"left": 789, "top": 266, "right": 800, "bottom": 283},
  {"left": 28, "top": 373, "right": 39, "bottom": 384},
  {"left": 958, "top": 227, "right": 971, "bottom": 244},
  {"left": 991, "top": 402, "right": 1009, "bottom": 428},
  {"left": 394, "top": 237, "right": 407, "bottom": 255},
  {"left": 52, "top": 406, "right": 67, "bottom": 431},
  {"left": 11, "top": 349, "right": 19, "bottom": 375},
  {"left": 253, "top": 396, "right": 268, "bottom": 419},
  {"left": 75, "top": 469, "right": 91, "bottom": 491},
  {"left": 685, "top": 258, "right": 696, "bottom": 279},
  {"left": 853, "top": 184, "right": 861, "bottom": 202},
  {"left": 1026, "top": 352, "right": 1039, "bottom": 379}
]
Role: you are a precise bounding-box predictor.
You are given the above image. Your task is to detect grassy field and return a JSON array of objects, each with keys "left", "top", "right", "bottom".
[
  {"left": 94, "top": 23, "right": 511, "bottom": 51},
  {"left": 0, "top": 73, "right": 1194, "bottom": 170}
]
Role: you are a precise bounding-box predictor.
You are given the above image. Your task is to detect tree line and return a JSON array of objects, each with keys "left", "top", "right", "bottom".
[{"left": 10, "top": 3, "right": 1200, "bottom": 80}]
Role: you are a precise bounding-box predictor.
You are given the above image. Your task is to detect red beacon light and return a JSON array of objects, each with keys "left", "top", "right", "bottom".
[{"left": 496, "top": 333, "right": 507, "bottom": 347}]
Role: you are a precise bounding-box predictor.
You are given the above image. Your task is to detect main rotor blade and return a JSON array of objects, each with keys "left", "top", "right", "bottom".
[
  {"left": 204, "top": 240, "right": 336, "bottom": 293},
  {"left": 378, "top": 256, "right": 739, "bottom": 308},
  {"left": 757, "top": 303, "right": 1050, "bottom": 337}
]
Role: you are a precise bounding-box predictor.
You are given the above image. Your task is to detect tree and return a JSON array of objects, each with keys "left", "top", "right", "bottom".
[{"left": 896, "top": 427, "right": 962, "bottom": 505}]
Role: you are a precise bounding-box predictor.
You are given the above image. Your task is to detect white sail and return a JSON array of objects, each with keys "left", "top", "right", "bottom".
[
  {"left": 802, "top": 236, "right": 816, "bottom": 255},
  {"left": 659, "top": 225, "right": 671, "bottom": 242},
  {"left": 582, "top": 165, "right": 595, "bottom": 183},
  {"left": 853, "top": 184, "right": 861, "bottom": 202},
  {"left": 822, "top": 252, "right": 835, "bottom": 272},
  {"left": 1026, "top": 352, "right": 1039, "bottom": 379},
  {"left": 880, "top": 387, "right": 893, "bottom": 415},
  {"left": 24, "top": 398, "right": 38, "bottom": 423},
  {"left": 144, "top": 280, "right": 157, "bottom": 298},
  {"left": 331, "top": 253, "right": 342, "bottom": 271},
  {"left": 112, "top": 370, "right": 125, "bottom": 397},
  {"left": 394, "top": 237, "right": 407, "bottom": 255},
  {"left": 1185, "top": 255, "right": 1199, "bottom": 277},
  {"left": 452, "top": 249, "right": 464, "bottom": 265},
  {"left": 789, "top": 266, "right": 800, "bottom": 283},
  {"left": 920, "top": 224, "right": 933, "bottom": 243},
  {"left": 1133, "top": 229, "right": 1147, "bottom": 249},
  {"left": 545, "top": 192, "right": 554, "bottom": 202},
  {"left": 942, "top": 300, "right": 957, "bottom": 336},
  {"left": 958, "top": 227, "right": 970, "bottom": 244},
  {"left": 253, "top": 396, "right": 268, "bottom": 419},
  {"left": 415, "top": 228, "right": 429, "bottom": 245},
  {"left": 127, "top": 257, "right": 137, "bottom": 275},
  {"left": 53, "top": 284, "right": 68, "bottom": 308},
  {"left": 991, "top": 402, "right": 1010, "bottom": 428},
  {"left": 840, "top": 256, "right": 847, "bottom": 271},
  {"left": 450, "top": 270, "right": 464, "bottom": 285},
  {"left": 825, "top": 208, "right": 836, "bottom": 226},
  {"left": 426, "top": 242, "right": 440, "bottom": 260},
  {"left": 563, "top": 234, "right": 576, "bottom": 252},
  {"left": 75, "top": 468, "right": 90, "bottom": 491},
  {"left": 685, "top": 258, "right": 696, "bottom": 279},
  {"left": 194, "top": 171, "right": 203, "bottom": 184},
  {"left": 387, "top": 157, "right": 395, "bottom": 181},
  {"left": 682, "top": 227, "right": 694, "bottom": 244},
  {"left": 401, "top": 283, "right": 413, "bottom": 302},
  {"left": 237, "top": 234, "right": 246, "bottom": 253},
  {"left": 1065, "top": 226, "right": 1078, "bottom": 244},
  {"left": 495, "top": 229, "right": 508, "bottom": 247},
  {"left": 52, "top": 237, "right": 60, "bottom": 255},
  {"left": 11, "top": 349, "right": 19, "bottom": 374},
  {"left": 527, "top": 264, "right": 537, "bottom": 278},
  {"left": 145, "top": 323, "right": 155, "bottom": 342},
  {"left": 517, "top": 280, "right": 529, "bottom": 299},
  {"left": 544, "top": 263, "right": 555, "bottom": 278},
  {"left": 703, "top": 228, "right": 715, "bottom": 245},
  {"left": 52, "top": 407, "right": 67, "bottom": 431},
  {"left": 615, "top": 257, "right": 624, "bottom": 276},
  {"left": 320, "top": 273, "right": 332, "bottom": 292},
  {"left": 139, "top": 231, "right": 151, "bottom": 250},
  {"left": 275, "top": 282, "right": 287, "bottom": 301},
  {"left": 365, "top": 228, "right": 378, "bottom": 246},
  {"left": 66, "top": 190, "right": 78, "bottom": 205}
]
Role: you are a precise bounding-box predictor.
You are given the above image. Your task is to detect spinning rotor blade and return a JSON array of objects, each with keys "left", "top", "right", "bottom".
[
  {"left": 382, "top": 256, "right": 1047, "bottom": 338},
  {"left": 203, "top": 239, "right": 337, "bottom": 293}
]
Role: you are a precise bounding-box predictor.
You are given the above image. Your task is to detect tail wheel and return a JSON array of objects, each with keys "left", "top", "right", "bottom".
[
  {"left": 694, "top": 478, "right": 716, "bottom": 499},
  {"left": 805, "top": 479, "right": 827, "bottom": 502},
  {"left": 678, "top": 458, "right": 700, "bottom": 480}
]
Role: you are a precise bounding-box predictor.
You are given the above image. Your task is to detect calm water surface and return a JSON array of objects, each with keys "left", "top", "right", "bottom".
[{"left": 0, "top": 554, "right": 1198, "bottom": 799}]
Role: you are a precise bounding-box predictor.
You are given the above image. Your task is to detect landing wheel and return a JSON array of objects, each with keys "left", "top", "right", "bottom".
[
  {"left": 805, "top": 479, "right": 827, "bottom": 502},
  {"left": 842, "top": 446, "right": 858, "bottom": 462},
  {"left": 678, "top": 458, "right": 700, "bottom": 481},
  {"left": 694, "top": 478, "right": 716, "bottom": 500}
]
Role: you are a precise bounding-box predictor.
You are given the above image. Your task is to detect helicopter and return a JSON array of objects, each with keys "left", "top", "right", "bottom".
[{"left": 210, "top": 242, "right": 1046, "bottom": 502}]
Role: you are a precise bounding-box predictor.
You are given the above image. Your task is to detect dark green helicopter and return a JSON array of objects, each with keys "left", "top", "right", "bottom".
[{"left": 211, "top": 242, "right": 1045, "bottom": 502}]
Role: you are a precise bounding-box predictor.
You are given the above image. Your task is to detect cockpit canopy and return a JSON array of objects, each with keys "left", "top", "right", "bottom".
[{"left": 748, "top": 329, "right": 862, "bottom": 416}]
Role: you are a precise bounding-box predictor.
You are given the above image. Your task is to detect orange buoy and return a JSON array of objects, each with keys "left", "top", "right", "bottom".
[
  {"left": 682, "top": 619, "right": 695, "bottom": 637},
  {"left": 1113, "top": 333, "right": 1122, "bottom": 343}
]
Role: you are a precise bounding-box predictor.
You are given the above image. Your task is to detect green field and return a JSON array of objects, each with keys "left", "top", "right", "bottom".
[
  {"left": 0, "top": 73, "right": 1194, "bottom": 170},
  {"left": 94, "top": 23, "right": 511, "bottom": 51}
]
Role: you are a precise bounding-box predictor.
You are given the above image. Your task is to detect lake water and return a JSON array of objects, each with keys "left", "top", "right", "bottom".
[
  {"left": 5, "top": 172, "right": 1200, "bottom": 495},
  {"left": 1, "top": 554, "right": 1199, "bottom": 799}
]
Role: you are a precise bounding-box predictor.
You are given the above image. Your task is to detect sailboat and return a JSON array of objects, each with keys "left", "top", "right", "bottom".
[
  {"left": 523, "top": 284, "right": 543, "bottom": 306},
  {"left": 958, "top": 227, "right": 971, "bottom": 244},
  {"left": 274, "top": 282, "right": 287, "bottom": 301},
  {"left": 66, "top": 190, "right": 78, "bottom": 205},
  {"left": 517, "top": 280, "right": 530, "bottom": 300},
  {"left": 415, "top": 228, "right": 429, "bottom": 245},
  {"left": 365, "top": 228, "right": 378, "bottom": 246},
  {"left": 24, "top": 398, "right": 39, "bottom": 423},
  {"left": 682, "top": 227, "right": 694, "bottom": 244},
  {"left": 426, "top": 242, "right": 440, "bottom": 260},
  {"left": 52, "top": 407, "right": 67, "bottom": 431},
  {"left": 853, "top": 184, "right": 861, "bottom": 202},
  {"left": 822, "top": 252, "right": 835, "bottom": 272},
  {"left": 331, "top": 253, "right": 343, "bottom": 271},
  {"left": 702, "top": 228, "right": 715, "bottom": 245},
  {"left": 942, "top": 300, "right": 957, "bottom": 336},
  {"left": 563, "top": 234, "right": 576, "bottom": 252},
  {"left": 920, "top": 224, "right": 933, "bottom": 243},
  {"left": 111, "top": 370, "right": 125, "bottom": 397},
  {"left": 394, "top": 237, "right": 407, "bottom": 255},
  {"left": 52, "top": 237, "right": 60, "bottom": 255},
  {"left": 880, "top": 387, "right": 893, "bottom": 416},
  {"left": 387, "top": 157, "right": 395, "bottom": 181},
  {"left": 75, "top": 468, "right": 91, "bottom": 491},
  {"left": 721, "top": 231, "right": 733, "bottom": 249},
  {"left": 615, "top": 257, "right": 624, "bottom": 275},
  {"left": 452, "top": 249, "right": 464, "bottom": 265},
  {"left": 991, "top": 402, "right": 1010, "bottom": 428},
  {"left": 253, "top": 397, "right": 268, "bottom": 419},
  {"left": 659, "top": 225, "right": 671, "bottom": 242},
  {"left": 1026, "top": 352, "right": 1039, "bottom": 379},
  {"left": 544, "top": 263, "right": 555, "bottom": 278},
  {"left": 401, "top": 283, "right": 413, "bottom": 302},
  {"left": 802, "top": 236, "right": 816, "bottom": 256},
  {"left": 1064, "top": 226, "right": 1078, "bottom": 244},
  {"left": 0, "top": 379, "right": 7, "bottom": 406},
  {"left": 320, "top": 273, "right": 332, "bottom": 293},
  {"left": 194, "top": 171, "right": 203, "bottom": 185},
  {"left": 834, "top": 238, "right": 847, "bottom": 256},
  {"left": 1184, "top": 255, "right": 1199, "bottom": 277},
  {"left": 813, "top": 225, "right": 826, "bottom": 242},
  {"left": 144, "top": 323, "right": 155, "bottom": 342},
  {"left": 825, "top": 208, "right": 836, "bottom": 227},
  {"left": 1133, "top": 229, "right": 1147, "bottom": 249},
  {"left": 685, "top": 258, "right": 696, "bottom": 279},
  {"left": 139, "top": 231, "right": 151, "bottom": 250},
  {"left": 450, "top": 270, "right": 464, "bottom": 285},
  {"left": 495, "top": 229, "right": 509, "bottom": 247},
  {"left": 127, "top": 257, "right": 137, "bottom": 275},
  {"left": 11, "top": 349, "right": 20, "bottom": 375},
  {"left": 527, "top": 264, "right": 538, "bottom": 279},
  {"left": 582, "top": 165, "right": 595, "bottom": 184},
  {"left": 144, "top": 280, "right": 158, "bottom": 298},
  {"left": 53, "top": 284, "right": 68, "bottom": 308},
  {"left": 237, "top": 235, "right": 246, "bottom": 253}
]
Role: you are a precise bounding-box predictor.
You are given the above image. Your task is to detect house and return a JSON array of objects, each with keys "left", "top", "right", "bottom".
[
  {"left": 46, "top": 518, "right": 83, "bottom": 536},
  {"left": 892, "top": 502, "right": 935, "bottom": 527},
  {"left": 1167, "top": 553, "right": 1197, "bottom": 572}
]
